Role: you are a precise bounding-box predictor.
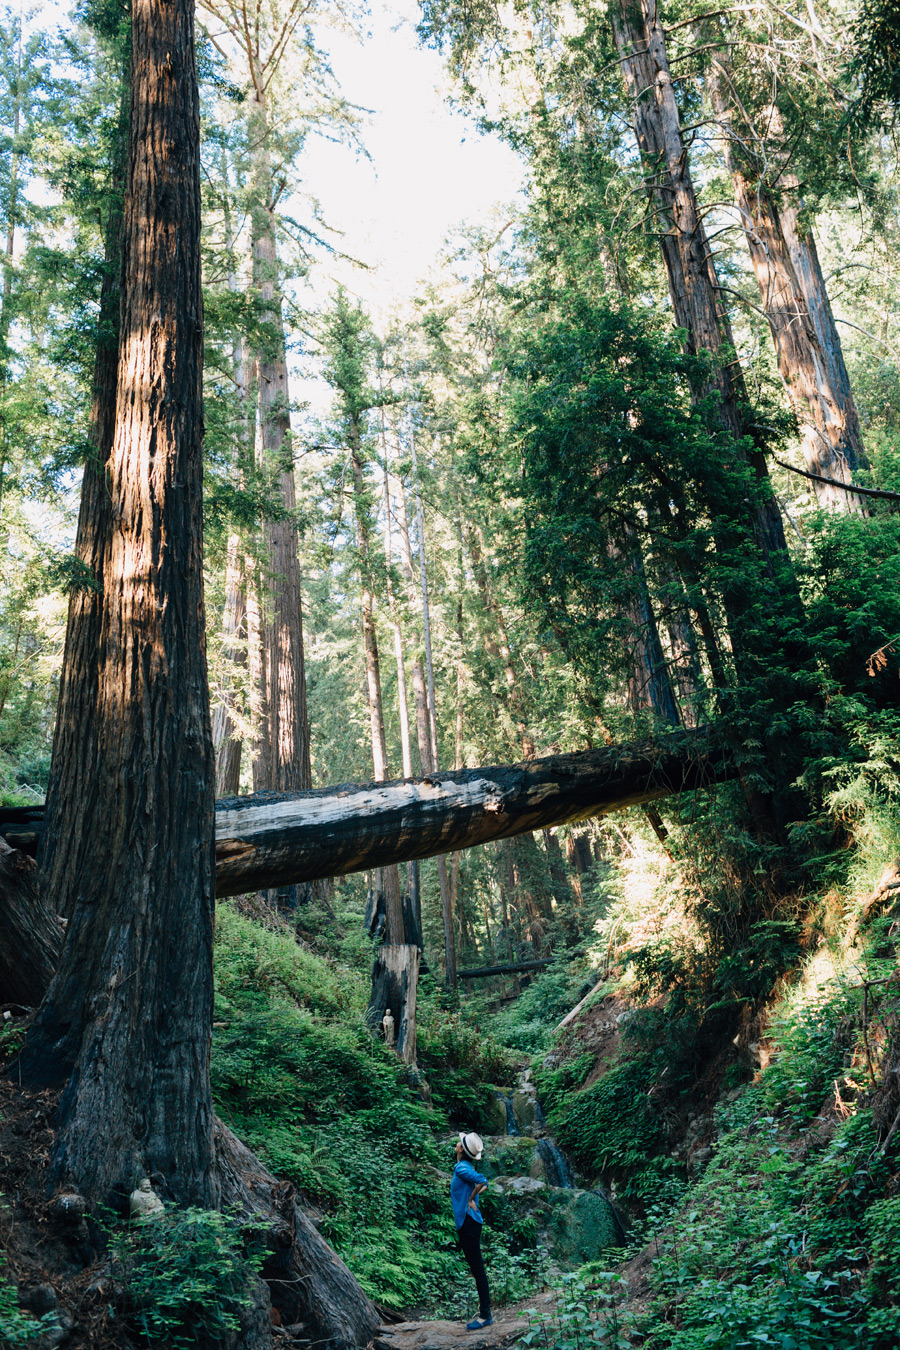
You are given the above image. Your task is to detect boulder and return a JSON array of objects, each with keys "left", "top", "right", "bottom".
[{"left": 487, "top": 1178, "right": 619, "bottom": 1268}]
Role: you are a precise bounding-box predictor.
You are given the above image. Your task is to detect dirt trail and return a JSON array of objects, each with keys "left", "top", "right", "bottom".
[{"left": 373, "top": 1293, "right": 556, "bottom": 1350}]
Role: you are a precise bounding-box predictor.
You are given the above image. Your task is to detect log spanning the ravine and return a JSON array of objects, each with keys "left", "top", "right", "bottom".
[
  {"left": 0, "top": 729, "right": 734, "bottom": 900},
  {"left": 214, "top": 728, "right": 733, "bottom": 894}
]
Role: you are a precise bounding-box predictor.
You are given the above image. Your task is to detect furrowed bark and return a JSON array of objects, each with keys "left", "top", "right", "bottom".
[
  {"left": 15, "top": 0, "right": 217, "bottom": 1207},
  {"left": 37, "top": 59, "right": 129, "bottom": 903},
  {"left": 611, "top": 0, "right": 789, "bottom": 571},
  {"left": 709, "top": 58, "right": 868, "bottom": 511},
  {"left": 0, "top": 839, "right": 62, "bottom": 1007},
  {"left": 215, "top": 1120, "right": 379, "bottom": 1347}
]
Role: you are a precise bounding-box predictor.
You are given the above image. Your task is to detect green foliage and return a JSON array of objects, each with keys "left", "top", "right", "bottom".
[
  {"left": 495, "top": 963, "right": 604, "bottom": 1054},
  {"left": 417, "top": 991, "right": 519, "bottom": 1128},
  {"left": 110, "top": 1209, "right": 262, "bottom": 1348},
  {"left": 0, "top": 1255, "right": 46, "bottom": 1348},
  {"left": 214, "top": 901, "right": 358, "bottom": 1019},
  {"left": 522, "top": 1271, "right": 635, "bottom": 1350},
  {"left": 538, "top": 1057, "right": 676, "bottom": 1204},
  {"left": 211, "top": 905, "right": 541, "bottom": 1312}
]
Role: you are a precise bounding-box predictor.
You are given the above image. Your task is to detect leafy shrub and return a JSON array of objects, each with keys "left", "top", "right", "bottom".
[
  {"left": 522, "top": 1271, "right": 635, "bottom": 1350},
  {"left": 540, "top": 1058, "right": 676, "bottom": 1203},
  {"left": 111, "top": 1208, "right": 262, "bottom": 1347}
]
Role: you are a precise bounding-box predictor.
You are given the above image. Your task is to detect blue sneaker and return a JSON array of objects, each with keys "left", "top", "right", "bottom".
[{"left": 466, "top": 1317, "right": 493, "bottom": 1330}]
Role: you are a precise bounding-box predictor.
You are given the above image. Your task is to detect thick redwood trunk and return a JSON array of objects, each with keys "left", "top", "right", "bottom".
[
  {"left": 0, "top": 840, "right": 62, "bottom": 1007},
  {"left": 37, "top": 69, "right": 128, "bottom": 904},
  {"left": 15, "top": 0, "right": 217, "bottom": 1208},
  {"left": 215, "top": 1121, "right": 379, "bottom": 1346}
]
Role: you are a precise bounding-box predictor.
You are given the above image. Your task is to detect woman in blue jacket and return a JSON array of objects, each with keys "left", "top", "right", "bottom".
[{"left": 451, "top": 1131, "right": 492, "bottom": 1330}]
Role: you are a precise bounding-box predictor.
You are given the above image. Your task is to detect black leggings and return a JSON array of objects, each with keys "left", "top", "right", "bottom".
[{"left": 458, "top": 1216, "right": 491, "bottom": 1317}]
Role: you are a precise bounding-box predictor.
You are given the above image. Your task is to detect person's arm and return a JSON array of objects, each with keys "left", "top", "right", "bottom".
[{"left": 467, "top": 1182, "right": 488, "bottom": 1212}]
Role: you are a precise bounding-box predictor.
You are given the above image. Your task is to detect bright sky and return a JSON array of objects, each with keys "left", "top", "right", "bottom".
[{"left": 301, "top": 0, "right": 524, "bottom": 313}]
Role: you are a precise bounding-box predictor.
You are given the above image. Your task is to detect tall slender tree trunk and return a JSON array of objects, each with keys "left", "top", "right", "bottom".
[
  {"left": 213, "top": 192, "right": 253, "bottom": 795},
  {"left": 213, "top": 533, "right": 246, "bottom": 796},
  {"left": 467, "top": 526, "right": 533, "bottom": 756},
  {"left": 610, "top": 0, "right": 790, "bottom": 572},
  {"left": 17, "top": 0, "right": 217, "bottom": 1206},
  {"left": 410, "top": 432, "right": 457, "bottom": 996},
  {"left": 248, "top": 91, "right": 311, "bottom": 801},
  {"left": 623, "top": 539, "right": 681, "bottom": 725},
  {"left": 709, "top": 60, "right": 868, "bottom": 512},
  {"left": 382, "top": 431, "right": 423, "bottom": 941}
]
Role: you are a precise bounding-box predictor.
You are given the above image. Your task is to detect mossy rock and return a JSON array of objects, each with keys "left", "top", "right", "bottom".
[{"left": 488, "top": 1178, "right": 618, "bottom": 1268}]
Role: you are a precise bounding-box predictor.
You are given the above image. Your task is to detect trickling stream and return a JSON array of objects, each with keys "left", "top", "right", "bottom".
[
  {"left": 535, "top": 1138, "right": 573, "bottom": 1189},
  {"left": 481, "top": 1069, "right": 623, "bottom": 1265}
]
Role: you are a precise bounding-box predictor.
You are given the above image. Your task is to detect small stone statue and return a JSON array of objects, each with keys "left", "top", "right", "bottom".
[
  {"left": 129, "top": 1178, "right": 165, "bottom": 1222},
  {"left": 382, "top": 1009, "right": 395, "bottom": 1049}
]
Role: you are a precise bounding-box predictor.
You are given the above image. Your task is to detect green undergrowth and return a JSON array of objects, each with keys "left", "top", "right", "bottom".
[
  {"left": 211, "top": 902, "right": 539, "bottom": 1313},
  {"left": 525, "top": 907, "right": 900, "bottom": 1346},
  {"left": 0, "top": 1253, "right": 46, "bottom": 1346}
]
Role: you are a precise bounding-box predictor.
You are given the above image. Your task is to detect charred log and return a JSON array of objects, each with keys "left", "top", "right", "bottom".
[
  {"left": 211, "top": 729, "right": 734, "bottom": 896},
  {"left": 1, "top": 730, "right": 734, "bottom": 905}
]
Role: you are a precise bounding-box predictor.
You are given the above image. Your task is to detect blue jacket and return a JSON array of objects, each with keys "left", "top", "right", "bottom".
[{"left": 451, "top": 1159, "right": 488, "bottom": 1229}]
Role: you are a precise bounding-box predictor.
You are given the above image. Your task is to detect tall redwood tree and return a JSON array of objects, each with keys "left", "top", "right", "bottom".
[{"left": 18, "top": 0, "right": 217, "bottom": 1206}]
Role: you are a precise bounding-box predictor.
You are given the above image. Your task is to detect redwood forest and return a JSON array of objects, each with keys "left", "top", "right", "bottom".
[{"left": 1, "top": 0, "right": 900, "bottom": 1345}]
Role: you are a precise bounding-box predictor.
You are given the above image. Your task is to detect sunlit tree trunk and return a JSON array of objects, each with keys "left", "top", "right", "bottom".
[
  {"left": 37, "top": 52, "right": 130, "bottom": 899},
  {"left": 411, "top": 432, "right": 457, "bottom": 996},
  {"left": 709, "top": 60, "right": 868, "bottom": 512},
  {"left": 611, "top": 0, "right": 789, "bottom": 572},
  {"left": 18, "top": 0, "right": 217, "bottom": 1205},
  {"left": 213, "top": 533, "right": 246, "bottom": 796}
]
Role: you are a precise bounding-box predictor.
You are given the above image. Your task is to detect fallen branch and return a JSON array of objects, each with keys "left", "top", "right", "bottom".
[
  {"left": 458, "top": 959, "right": 553, "bottom": 979},
  {"left": 773, "top": 457, "right": 900, "bottom": 503}
]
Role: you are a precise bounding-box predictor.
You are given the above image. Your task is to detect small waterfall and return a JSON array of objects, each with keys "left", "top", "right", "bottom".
[
  {"left": 536, "top": 1138, "right": 573, "bottom": 1188},
  {"left": 504, "top": 1094, "right": 520, "bottom": 1136}
]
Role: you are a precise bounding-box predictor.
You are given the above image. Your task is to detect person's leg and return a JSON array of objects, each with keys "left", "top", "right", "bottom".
[{"left": 458, "top": 1217, "right": 491, "bottom": 1320}]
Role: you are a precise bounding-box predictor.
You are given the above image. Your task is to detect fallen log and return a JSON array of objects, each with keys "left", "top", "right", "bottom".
[
  {"left": 213, "top": 727, "right": 732, "bottom": 896},
  {"left": 1, "top": 729, "right": 732, "bottom": 918},
  {"left": 458, "top": 959, "right": 554, "bottom": 979}
]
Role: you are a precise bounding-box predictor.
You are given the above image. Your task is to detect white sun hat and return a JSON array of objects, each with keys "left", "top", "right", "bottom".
[{"left": 459, "top": 1131, "right": 484, "bottom": 1160}]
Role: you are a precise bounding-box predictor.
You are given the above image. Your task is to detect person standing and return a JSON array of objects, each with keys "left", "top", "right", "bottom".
[{"left": 452, "top": 1131, "right": 492, "bottom": 1330}]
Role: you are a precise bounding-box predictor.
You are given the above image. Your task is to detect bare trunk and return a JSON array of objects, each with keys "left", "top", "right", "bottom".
[
  {"left": 350, "top": 425, "right": 403, "bottom": 942},
  {"left": 611, "top": 0, "right": 789, "bottom": 572},
  {"left": 623, "top": 540, "right": 681, "bottom": 726},
  {"left": 16, "top": 0, "right": 217, "bottom": 1207},
  {"left": 213, "top": 533, "right": 246, "bottom": 796},
  {"left": 249, "top": 91, "right": 311, "bottom": 802},
  {"left": 410, "top": 433, "right": 456, "bottom": 994},
  {"left": 709, "top": 61, "right": 868, "bottom": 512},
  {"left": 37, "top": 64, "right": 129, "bottom": 898},
  {"left": 246, "top": 556, "right": 270, "bottom": 793}
]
